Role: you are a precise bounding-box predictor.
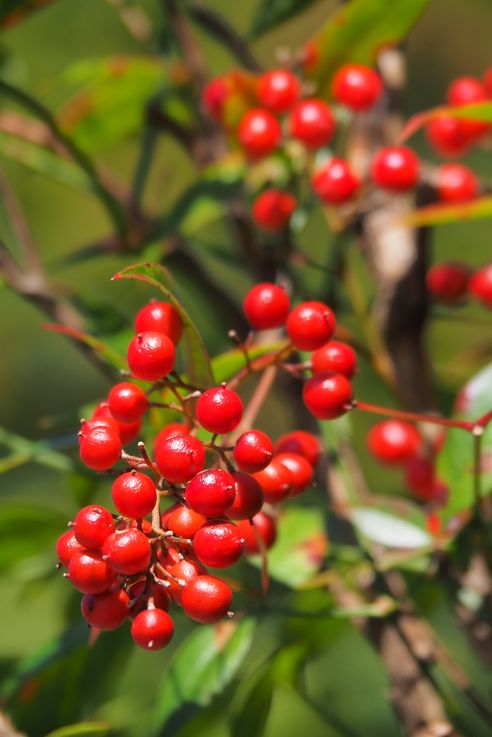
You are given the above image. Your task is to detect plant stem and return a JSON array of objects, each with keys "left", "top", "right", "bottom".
[{"left": 355, "top": 400, "right": 473, "bottom": 431}]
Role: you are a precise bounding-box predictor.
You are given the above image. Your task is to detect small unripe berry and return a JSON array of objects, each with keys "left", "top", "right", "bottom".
[
  {"left": 252, "top": 458, "right": 293, "bottom": 503},
  {"left": 127, "top": 331, "right": 175, "bottom": 381},
  {"left": 134, "top": 301, "right": 183, "bottom": 345},
  {"left": 108, "top": 382, "right": 148, "bottom": 424},
  {"left": 257, "top": 69, "right": 301, "bottom": 114},
  {"left": 102, "top": 528, "right": 151, "bottom": 575},
  {"left": 68, "top": 551, "right": 116, "bottom": 594},
  {"left": 286, "top": 301, "right": 336, "bottom": 351},
  {"left": 303, "top": 372, "right": 353, "bottom": 420},
  {"left": 181, "top": 575, "right": 233, "bottom": 624},
  {"left": 311, "top": 340, "right": 357, "bottom": 378},
  {"left": 235, "top": 512, "right": 277, "bottom": 555},
  {"left": 426, "top": 262, "right": 470, "bottom": 305},
  {"left": 367, "top": 420, "right": 421, "bottom": 465},
  {"left": 312, "top": 158, "right": 360, "bottom": 205},
  {"left": 81, "top": 588, "right": 130, "bottom": 630},
  {"left": 112, "top": 472, "right": 157, "bottom": 519},
  {"left": 371, "top": 146, "right": 419, "bottom": 192},
  {"left": 437, "top": 163, "right": 478, "bottom": 203},
  {"left": 155, "top": 433, "right": 205, "bottom": 483},
  {"left": 274, "top": 452, "right": 314, "bottom": 496},
  {"left": 252, "top": 189, "right": 296, "bottom": 231},
  {"left": 185, "top": 468, "right": 236, "bottom": 517},
  {"left": 238, "top": 108, "right": 281, "bottom": 159},
  {"left": 273, "top": 430, "right": 322, "bottom": 466},
  {"left": 196, "top": 386, "right": 243, "bottom": 435},
  {"left": 469, "top": 264, "right": 492, "bottom": 308},
  {"left": 131, "top": 608, "right": 174, "bottom": 651},
  {"left": 227, "top": 471, "right": 264, "bottom": 520},
  {"left": 332, "top": 64, "right": 382, "bottom": 111},
  {"left": 233, "top": 430, "right": 273, "bottom": 472},
  {"left": 243, "top": 283, "right": 290, "bottom": 330},
  {"left": 72, "top": 505, "right": 115, "bottom": 549},
  {"left": 289, "top": 99, "right": 335, "bottom": 149},
  {"left": 193, "top": 521, "right": 244, "bottom": 568}
]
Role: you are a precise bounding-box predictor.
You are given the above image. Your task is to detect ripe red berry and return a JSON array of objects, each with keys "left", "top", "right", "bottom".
[
  {"left": 163, "top": 557, "right": 205, "bottom": 604},
  {"left": 153, "top": 422, "right": 189, "bottom": 451},
  {"left": 127, "top": 332, "right": 175, "bottom": 381},
  {"left": 108, "top": 382, "right": 148, "bottom": 424},
  {"left": 286, "top": 301, "right": 336, "bottom": 351},
  {"left": 311, "top": 158, "right": 360, "bottom": 205},
  {"left": 447, "top": 76, "right": 489, "bottom": 139},
  {"left": 181, "top": 575, "right": 233, "bottom": 623},
  {"left": 155, "top": 432, "right": 205, "bottom": 483},
  {"left": 131, "top": 608, "right": 174, "bottom": 651},
  {"left": 134, "top": 301, "right": 183, "bottom": 345},
  {"left": 193, "top": 521, "right": 244, "bottom": 568},
  {"left": 227, "top": 471, "right": 264, "bottom": 520},
  {"left": 332, "top": 64, "right": 382, "bottom": 111},
  {"left": 273, "top": 430, "right": 322, "bottom": 466},
  {"left": 102, "top": 528, "right": 151, "bottom": 575},
  {"left": 311, "top": 340, "right": 357, "bottom": 378},
  {"left": 437, "top": 163, "right": 478, "bottom": 203},
  {"left": 233, "top": 430, "right": 273, "bottom": 472},
  {"left": 367, "top": 420, "right": 421, "bottom": 465},
  {"left": 185, "top": 468, "right": 236, "bottom": 517},
  {"left": 257, "top": 69, "right": 301, "bottom": 114},
  {"left": 202, "top": 76, "right": 229, "bottom": 122},
  {"left": 274, "top": 452, "right": 313, "bottom": 496},
  {"left": 243, "top": 282, "right": 290, "bottom": 330},
  {"left": 252, "top": 189, "right": 296, "bottom": 231},
  {"left": 426, "top": 262, "right": 470, "bottom": 305},
  {"left": 196, "top": 386, "right": 243, "bottom": 434},
  {"left": 161, "top": 503, "right": 206, "bottom": 539},
  {"left": 72, "top": 505, "right": 115, "bottom": 549},
  {"left": 469, "top": 264, "right": 492, "bottom": 308},
  {"left": 238, "top": 108, "right": 281, "bottom": 159},
  {"left": 303, "top": 372, "right": 353, "bottom": 420},
  {"left": 56, "top": 530, "right": 84, "bottom": 568},
  {"left": 289, "top": 99, "right": 335, "bottom": 149},
  {"left": 404, "top": 455, "right": 435, "bottom": 499},
  {"left": 235, "top": 512, "right": 277, "bottom": 555},
  {"left": 426, "top": 114, "right": 472, "bottom": 157},
  {"left": 483, "top": 68, "right": 492, "bottom": 96},
  {"left": 92, "top": 403, "right": 141, "bottom": 446},
  {"left": 79, "top": 422, "right": 121, "bottom": 471},
  {"left": 81, "top": 587, "right": 130, "bottom": 630},
  {"left": 370, "top": 146, "right": 419, "bottom": 192},
  {"left": 68, "top": 551, "right": 116, "bottom": 594},
  {"left": 252, "top": 458, "right": 293, "bottom": 503},
  {"left": 112, "top": 471, "right": 157, "bottom": 519}
]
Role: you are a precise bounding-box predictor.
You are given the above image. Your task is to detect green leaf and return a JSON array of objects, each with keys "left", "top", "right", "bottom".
[
  {"left": 212, "top": 341, "right": 287, "bottom": 383},
  {"left": 44, "top": 722, "right": 111, "bottom": 737},
  {"left": 0, "top": 0, "right": 56, "bottom": 28},
  {"left": 231, "top": 670, "right": 273, "bottom": 737},
  {"left": 113, "top": 262, "right": 214, "bottom": 389},
  {"left": 153, "top": 618, "right": 255, "bottom": 737},
  {"left": 351, "top": 507, "right": 432, "bottom": 549},
  {"left": 405, "top": 196, "right": 492, "bottom": 227},
  {"left": 402, "top": 101, "right": 492, "bottom": 143},
  {"left": 0, "top": 503, "right": 67, "bottom": 574},
  {"left": 249, "top": 0, "right": 318, "bottom": 38},
  {"left": 44, "top": 324, "right": 126, "bottom": 373},
  {"left": 0, "top": 426, "right": 71, "bottom": 472}
]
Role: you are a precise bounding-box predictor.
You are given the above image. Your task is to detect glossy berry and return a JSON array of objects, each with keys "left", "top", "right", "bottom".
[
  {"left": 153, "top": 422, "right": 189, "bottom": 451},
  {"left": 127, "top": 332, "right": 175, "bottom": 381},
  {"left": 68, "top": 551, "right": 116, "bottom": 594},
  {"left": 273, "top": 430, "right": 322, "bottom": 466},
  {"left": 367, "top": 420, "right": 421, "bottom": 465},
  {"left": 469, "top": 264, "right": 492, "bottom": 308},
  {"left": 233, "top": 430, "right": 273, "bottom": 472},
  {"left": 303, "top": 372, "right": 353, "bottom": 420},
  {"left": 185, "top": 468, "right": 236, "bottom": 517},
  {"left": 235, "top": 512, "right": 277, "bottom": 555},
  {"left": 161, "top": 503, "right": 206, "bottom": 539},
  {"left": 257, "top": 69, "right": 301, "bottom": 114},
  {"left": 227, "top": 471, "right": 264, "bottom": 520},
  {"left": 108, "top": 382, "right": 148, "bottom": 424},
  {"left": 193, "top": 521, "right": 244, "bottom": 568},
  {"left": 289, "top": 99, "right": 335, "bottom": 149},
  {"left": 112, "top": 471, "right": 157, "bottom": 519},
  {"left": 286, "top": 301, "right": 336, "bottom": 351},
  {"left": 131, "top": 608, "right": 174, "bottom": 651},
  {"left": 81, "top": 588, "right": 130, "bottom": 630},
  {"left": 312, "top": 158, "right": 360, "bottom": 205},
  {"left": 155, "top": 433, "right": 205, "bottom": 483},
  {"left": 252, "top": 189, "right": 296, "bottom": 231},
  {"left": 163, "top": 557, "right": 205, "bottom": 605},
  {"left": 275, "top": 452, "right": 313, "bottom": 496},
  {"left": 134, "top": 301, "right": 183, "bottom": 345},
  {"left": 181, "top": 575, "right": 233, "bottom": 624},
  {"left": 447, "top": 76, "right": 489, "bottom": 139},
  {"left": 332, "top": 64, "right": 382, "bottom": 111},
  {"left": 72, "top": 505, "right": 115, "bottom": 549},
  {"left": 79, "top": 422, "right": 121, "bottom": 471},
  {"left": 483, "top": 67, "right": 492, "bottom": 96},
  {"left": 426, "top": 262, "right": 470, "bottom": 305},
  {"left": 91, "top": 403, "right": 141, "bottom": 446},
  {"left": 311, "top": 340, "right": 357, "bottom": 378},
  {"left": 437, "top": 163, "right": 478, "bottom": 203},
  {"left": 238, "top": 108, "right": 281, "bottom": 159},
  {"left": 243, "top": 283, "right": 290, "bottom": 330},
  {"left": 196, "top": 386, "right": 243, "bottom": 434},
  {"left": 404, "top": 455, "right": 435, "bottom": 499},
  {"left": 252, "top": 458, "right": 293, "bottom": 503},
  {"left": 426, "top": 114, "right": 472, "bottom": 157},
  {"left": 56, "top": 530, "right": 84, "bottom": 568},
  {"left": 371, "top": 146, "right": 419, "bottom": 192},
  {"left": 202, "top": 76, "right": 229, "bottom": 122},
  {"left": 102, "top": 528, "right": 151, "bottom": 575}
]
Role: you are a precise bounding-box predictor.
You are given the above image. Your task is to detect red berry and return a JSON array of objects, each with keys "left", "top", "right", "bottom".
[
  {"left": 56, "top": 530, "right": 84, "bottom": 568},
  {"left": 437, "top": 163, "right": 478, "bottom": 203},
  {"left": 193, "top": 520, "right": 244, "bottom": 568},
  {"left": 426, "top": 512, "right": 441, "bottom": 537},
  {"left": 483, "top": 68, "right": 492, "bottom": 96},
  {"left": 161, "top": 503, "right": 206, "bottom": 539},
  {"left": 286, "top": 301, "right": 336, "bottom": 351},
  {"left": 371, "top": 146, "right": 419, "bottom": 192},
  {"left": 127, "top": 579, "right": 171, "bottom": 618},
  {"left": 257, "top": 69, "right": 301, "bottom": 114},
  {"left": 367, "top": 420, "right": 421, "bottom": 465},
  {"left": 252, "top": 458, "right": 293, "bottom": 503},
  {"left": 243, "top": 282, "right": 290, "bottom": 330},
  {"left": 72, "top": 505, "right": 115, "bottom": 549},
  {"left": 92, "top": 403, "right": 141, "bottom": 446},
  {"left": 153, "top": 422, "right": 189, "bottom": 451},
  {"left": 163, "top": 557, "right": 205, "bottom": 604},
  {"left": 404, "top": 455, "right": 435, "bottom": 499},
  {"left": 274, "top": 452, "right": 313, "bottom": 496},
  {"left": 252, "top": 189, "right": 296, "bottom": 231},
  {"left": 185, "top": 468, "right": 236, "bottom": 517},
  {"left": 426, "top": 114, "right": 472, "bottom": 157},
  {"left": 108, "top": 382, "right": 148, "bottom": 423},
  {"left": 196, "top": 386, "right": 243, "bottom": 435},
  {"left": 447, "top": 76, "right": 489, "bottom": 139},
  {"left": 470, "top": 264, "right": 492, "bottom": 308},
  {"left": 131, "top": 608, "right": 174, "bottom": 650},
  {"left": 155, "top": 433, "right": 205, "bottom": 483},
  {"left": 289, "top": 99, "right": 335, "bottom": 149},
  {"left": 112, "top": 471, "right": 157, "bottom": 519},
  {"left": 273, "top": 430, "right": 322, "bottom": 466},
  {"left": 81, "top": 587, "right": 130, "bottom": 630},
  {"left": 102, "top": 528, "right": 151, "bottom": 575},
  {"left": 202, "top": 76, "right": 229, "bottom": 122},
  {"left": 300, "top": 40, "right": 319, "bottom": 73},
  {"left": 311, "top": 340, "right": 357, "bottom": 378},
  {"left": 312, "top": 158, "right": 360, "bottom": 205},
  {"left": 181, "top": 575, "right": 233, "bottom": 623},
  {"left": 227, "top": 471, "right": 264, "bottom": 520},
  {"left": 303, "top": 372, "right": 353, "bottom": 420},
  {"left": 79, "top": 422, "right": 121, "bottom": 471},
  {"left": 127, "top": 332, "right": 175, "bottom": 381},
  {"left": 68, "top": 551, "right": 116, "bottom": 594},
  {"left": 233, "top": 430, "right": 273, "bottom": 472},
  {"left": 332, "top": 64, "right": 382, "bottom": 111},
  {"left": 238, "top": 108, "right": 281, "bottom": 159},
  {"left": 235, "top": 512, "right": 277, "bottom": 555},
  {"left": 426, "top": 262, "right": 470, "bottom": 305},
  {"left": 134, "top": 301, "right": 183, "bottom": 345}
]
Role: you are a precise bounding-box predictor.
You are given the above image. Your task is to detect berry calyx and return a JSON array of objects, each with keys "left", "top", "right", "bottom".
[
  {"left": 81, "top": 588, "right": 130, "bottom": 630},
  {"left": 181, "top": 575, "right": 233, "bottom": 624},
  {"left": 134, "top": 301, "right": 183, "bottom": 345},
  {"left": 426, "top": 262, "right": 470, "bottom": 305},
  {"left": 185, "top": 468, "right": 236, "bottom": 517},
  {"left": 274, "top": 452, "right": 313, "bottom": 496},
  {"left": 131, "top": 608, "right": 174, "bottom": 651},
  {"left": 127, "top": 332, "right": 175, "bottom": 381},
  {"left": 286, "top": 301, "right": 336, "bottom": 351},
  {"left": 257, "top": 69, "right": 301, "bottom": 114},
  {"left": 252, "top": 189, "right": 296, "bottom": 231},
  {"left": 303, "top": 372, "right": 353, "bottom": 420},
  {"left": 289, "top": 99, "right": 335, "bottom": 149},
  {"left": 238, "top": 108, "right": 281, "bottom": 159},
  {"left": 108, "top": 382, "right": 148, "bottom": 424},
  {"left": 196, "top": 386, "right": 243, "bottom": 435},
  {"left": 437, "top": 163, "right": 478, "bottom": 203},
  {"left": 68, "top": 551, "right": 116, "bottom": 594},
  {"left": 312, "top": 158, "right": 360, "bottom": 205},
  {"left": 193, "top": 521, "right": 244, "bottom": 568},
  {"left": 235, "top": 512, "right": 277, "bottom": 555},
  {"left": 227, "top": 471, "right": 264, "bottom": 520},
  {"left": 72, "top": 505, "right": 115, "bottom": 549},
  {"left": 311, "top": 340, "right": 357, "bottom": 378},
  {"left": 370, "top": 146, "right": 420, "bottom": 192},
  {"left": 79, "top": 422, "right": 121, "bottom": 471},
  {"left": 112, "top": 471, "right": 157, "bottom": 519},
  {"left": 273, "top": 430, "right": 322, "bottom": 466},
  {"left": 243, "top": 282, "right": 290, "bottom": 330},
  {"left": 332, "top": 64, "right": 382, "bottom": 111},
  {"left": 367, "top": 420, "right": 421, "bottom": 465},
  {"left": 233, "top": 430, "right": 273, "bottom": 472},
  {"left": 102, "top": 528, "right": 151, "bottom": 575},
  {"left": 469, "top": 264, "right": 492, "bottom": 308},
  {"left": 155, "top": 433, "right": 205, "bottom": 483}
]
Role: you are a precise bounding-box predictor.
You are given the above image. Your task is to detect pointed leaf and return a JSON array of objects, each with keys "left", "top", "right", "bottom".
[
  {"left": 44, "top": 324, "right": 126, "bottom": 373},
  {"left": 44, "top": 722, "right": 111, "bottom": 737},
  {"left": 212, "top": 341, "right": 287, "bottom": 384},
  {"left": 231, "top": 670, "right": 273, "bottom": 737},
  {"left": 405, "top": 196, "right": 492, "bottom": 227},
  {"left": 351, "top": 507, "right": 431, "bottom": 549},
  {"left": 249, "top": 0, "right": 318, "bottom": 38},
  {"left": 0, "top": 503, "right": 68, "bottom": 574},
  {"left": 401, "top": 101, "right": 492, "bottom": 142}
]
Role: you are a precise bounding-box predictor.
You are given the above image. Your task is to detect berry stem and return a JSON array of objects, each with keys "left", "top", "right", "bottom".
[
  {"left": 472, "top": 429, "right": 483, "bottom": 516},
  {"left": 231, "top": 365, "right": 278, "bottom": 441},
  {"left": 354, "top": 400, "right": 473, "bottom": 431}
]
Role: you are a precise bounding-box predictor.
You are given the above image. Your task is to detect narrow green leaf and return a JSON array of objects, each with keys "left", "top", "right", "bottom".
[
  {"left": 44, "top": 324, "right": 126, "bottom": 373},
  {"left": 249, "top": 0, "right": 319, "bottom": 38},
  {"left": 401, "top": 101, "right": 492, "bottom": 143},
  {"left": 231, "top": 670, "right": 273, "bottom": 737},
  {"left": 0, "top": 503, "right": 67, "bottom": 574},
  {"left": 212, "top": 341, "right": 287, "bottom": 384},
  {"left": 0, "top": 426, "right": 72, "bottom": 472},
  {"left": 44, "top": 722, "right": 111, "bottom": 737},
  {"left": 351, "top": 507, "right": 431, "bottom": 549},
  {"left": 405, "top": 195, "right": 492, "bottom": 227}
]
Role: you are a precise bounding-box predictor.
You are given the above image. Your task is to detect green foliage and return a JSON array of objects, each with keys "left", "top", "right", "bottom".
[{"left": 249, "top": 0, "right": 318, "bottom": 38}]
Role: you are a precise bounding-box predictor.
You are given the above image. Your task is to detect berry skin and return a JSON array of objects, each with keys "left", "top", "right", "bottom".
[
  {"left": 72, "top": 505, "right": 115, "bottom": 549},
  {"left": 163, "top": 557, "right": 205, "bottom": 604},
  {"left": 238, "top": 108, "right": 281, "bottom": 159},
  {"left": 233, "top": 430, "right": 273, "bottom": 473},
  {"left": 243, "top": 283, "right": 290, "bottom": 330},
  {"left": 131, "top": 608, "right": 174, "bottom": 651},
  {"left": 469, "top": 264, "right": 492, "bottom": 308},
  {"left": 161, "top": 503, "right": 206, "bottom": 539},
  {"left": 193, "top": 521, "right": 245, "bottom": 568},
  {"left": 286, "top": 301, "right": 336, "bottom": 351},
  {"left": 185, "top": 468, "right": 236, "bottom": 517},
  {"left": 128, "top": 580, "right": 170, "bottom": 618},
  {"left": 303, "top": 372, "right": 353, "bottom": 420},
  {"left": 426, "top": 114, "right": 472, "bottom": 157},
  {"left": 300, "top": 40, "right": 319, "bottom": 73},
  {"left": 153, "top": 422, "right": 189, "bottom": 451},
  {"left": 134, "top": 301, "right": 183, "bottom": 345},
  {"left": 273, "top": 430, "right": 322, "bottom": 466},
  {"left": 155, "top": 433, "right": 205, "bottom": 483},
  {"left": 196, "top": 386, "right": 243, "bottom": 435},
  {"left": 252, "top": 189, "right": 296, "bottom": 231},
  {"left": 112, "top": 472, "right": 157, "bottom": 519},
  {"left": 426, "top": 262, "right": 470, "bottom": 305},
  {"left": 68, "top": 551, "right": 116, "bottom": 594},
  {"left": 56, "top": 530, "right": 84, "bottom": 568},
  {"left": 404, "top": 455, "right": 435, "bottom": 499},
  {"left": 274, "top": 452, "right": 313, "bottom": 496},
  {"left": 437, "top": 163, "right": 478, "bottom": 203},
  {"left": 257, "top": 69, "right": 301, "bottom": 114},
  {"left": 202, "top": 76, "right": 229, "bottom": 122},
  {"left": 484, "top": 68, "right": 492, "bottom": 96},
  {"left": 289, "top": 99, "right": 335, "bottom": 149},
  {"left": 92, "top": 403, "right": 141, "bottom": 446},
  {"left": 235, "top": 512, "right": 277, "bottom": 555},
  {"left": 252, "top": 458, "right": 293, "bottom": 503},
  {"left": 79, "top": 422, "right": 122, "bottom": 471},
  {"left": 108, "top": 383, "right": 148, "bottom": 424},
  {"left": 371, "top": 146, "right": 419, "bottom": 192},
  {"left": 81, "top": 588, "right": 130, "bottom": 630},
  {"left": 181, "top": 575, "right": 233, "bottom": 624},
  {"left": 447, "top": 76, "right": 489, "bottom": 139},
  {"left": 127, "top": 332, "right": 175, "bottom": 381},
  {"left": 367, "top": 420, "right": 421, "bottom": 465},
  {"left": 311, "top": 340, "right": 357, "bottom": 378},
  {"left": 227, "top": 472, "right": 264, "bottom": 520},
  {"left": 102, "top": 528, "right": 151, "bottom": 576},
  {"left": 312, "top": 158, "right": 360, "bottom": 205},
  {"left": 332, "top": 64, "right": 382, "bottom": 111}
]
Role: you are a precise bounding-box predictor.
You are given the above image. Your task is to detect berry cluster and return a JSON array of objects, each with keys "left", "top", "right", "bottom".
[{"left": 426, "top": 261, "right": 492, "bottom": 308}]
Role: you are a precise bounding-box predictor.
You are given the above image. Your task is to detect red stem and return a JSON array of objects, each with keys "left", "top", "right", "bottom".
[{"left": 354, "top": 401, "right": 473, "bottom": 431}]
